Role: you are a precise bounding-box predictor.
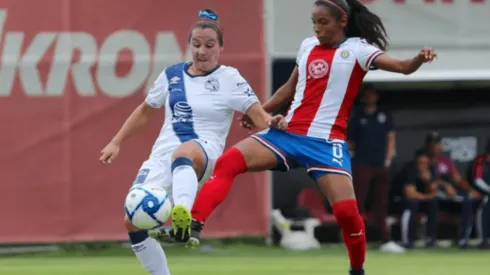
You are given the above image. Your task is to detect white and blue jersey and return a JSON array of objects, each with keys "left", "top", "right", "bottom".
[
  {"left": 134, "top": 62, "right": 258, "bottom": 196},
  {"left": 146, "top": 62, "right": 258, "bottom": 158}
]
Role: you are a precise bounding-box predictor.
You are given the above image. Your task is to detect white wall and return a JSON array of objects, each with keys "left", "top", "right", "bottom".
[{"left": 265, "top": 0, "right": 490, "bottom": 81}]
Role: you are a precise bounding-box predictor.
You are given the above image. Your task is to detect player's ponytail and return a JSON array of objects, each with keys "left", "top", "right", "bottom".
[
  {"left": 189, "top": 9, "right": 224, "bottom": 46},
  {"left": 314, "top": 0, "right": 388, "bottom": 51},
  {"left": 344, "top": 0, "right": 388, "bottom": 51}
]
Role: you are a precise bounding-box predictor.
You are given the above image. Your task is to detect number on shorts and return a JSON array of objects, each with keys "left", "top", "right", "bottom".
[{"left": 332, "top": 143, "right": 343, "bottom": 159}]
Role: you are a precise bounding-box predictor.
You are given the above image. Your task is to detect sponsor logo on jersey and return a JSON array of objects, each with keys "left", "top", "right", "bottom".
[{"left": 172, "top": 101, "right": 194, "bottom": 123}]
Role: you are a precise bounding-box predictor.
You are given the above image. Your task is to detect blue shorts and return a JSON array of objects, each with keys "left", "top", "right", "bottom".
[{"left": 252, "top": 128, "right": 352, "bottom": 180}]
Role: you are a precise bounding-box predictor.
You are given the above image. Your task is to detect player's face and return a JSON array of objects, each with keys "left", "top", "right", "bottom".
[
  {"left": 427, "top": 142, "right": 441, "bottom": 156},
  {"left": 311, "top": 4, "right": 346, "bottom": 46},
  {"left": 190, "top": 28, "right": 222, "bottom": 73},
  {"left": 363, "top": 90, "right": 378, "bottom": 105},
  {"left": 416, "top": 155, "right": 430, "bottom": 171}
]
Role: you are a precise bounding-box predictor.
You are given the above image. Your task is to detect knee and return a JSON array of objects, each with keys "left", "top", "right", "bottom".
[
  {"left": 171, "top": 157, "right": 194, "bottom": 174},
  {"left": 214, "top": 147, "right": 247, "bottom": 175},
  {"left": 332, "top": 199, "right": 360, "bottom": 220},
  {"left": 172, "top": 142, "right": 200, "bottom": 161}
]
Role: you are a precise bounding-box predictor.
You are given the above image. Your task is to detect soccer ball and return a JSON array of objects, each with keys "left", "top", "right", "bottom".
[{"left": 124, "top": 185, "right": 172, "bottom": 230}]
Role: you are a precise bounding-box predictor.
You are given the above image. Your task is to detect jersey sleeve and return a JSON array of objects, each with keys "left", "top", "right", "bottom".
[
  {"left": 226, "top": 70, "right": 260, "bottom": 113},
  {"left": 355, "top": 39, "right": 384, "bottom": 71},
  {"left": 145, "top": 69, "right": 169, "bottom": 109}
]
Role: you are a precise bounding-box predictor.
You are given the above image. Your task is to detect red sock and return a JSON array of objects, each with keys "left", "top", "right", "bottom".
[
  {"left": 191, "top": 147, "right": 248, "bottom": 223},
  {"left": 332, "top": 199, "right": 366, "bottom": 270}
]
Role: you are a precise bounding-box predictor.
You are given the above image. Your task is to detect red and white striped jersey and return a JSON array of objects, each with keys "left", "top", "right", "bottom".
[{"left": 285, "top": 36, "right": 383, "bottom": 140}]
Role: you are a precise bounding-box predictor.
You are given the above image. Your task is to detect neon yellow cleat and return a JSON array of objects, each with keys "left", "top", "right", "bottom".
[
  {"left": 170, "top": 204, "right": 202, "bottom": 248},
  {"left": 171, "top": 205, "right": 192, "bottom": 240}
]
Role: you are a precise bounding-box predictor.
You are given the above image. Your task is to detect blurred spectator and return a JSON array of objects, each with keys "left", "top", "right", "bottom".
[
  {"left": 424, "top": 132, "right": 478, "bottom": 248},
  {"left": 468, "top": 138, "right": 490, "bottom": 248},
  {"left": 348, "top": 84, "right": 403, "bottom": 253},
  {"left": 400, "top": 149, "right": 438, "bottom": 248}
]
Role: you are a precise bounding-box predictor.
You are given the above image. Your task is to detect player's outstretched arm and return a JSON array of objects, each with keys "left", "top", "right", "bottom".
[
  {"left": 373, "top": 47, "right": 437, "bottom": 75},
  {"left": 246, "top": 103, "right": 287, "bottom": 130},
  {"left": 99, "top": 102, "right": 156, "bottom": 163}
]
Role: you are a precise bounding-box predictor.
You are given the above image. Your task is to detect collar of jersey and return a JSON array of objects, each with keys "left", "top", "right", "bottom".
[
  {"left": 319, "top": 36, "right": 349, "bottom": 49},
  {"left": 184, "top": 62, "right": 221, "bottom": 78}
]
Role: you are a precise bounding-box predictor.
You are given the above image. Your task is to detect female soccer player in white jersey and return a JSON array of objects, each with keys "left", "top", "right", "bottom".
[
  {"left": 167, "top": 1, "right": 437, "bottom": 274},
  {"left": 99, "top": 9, "right": 286, "bottom": 275}
]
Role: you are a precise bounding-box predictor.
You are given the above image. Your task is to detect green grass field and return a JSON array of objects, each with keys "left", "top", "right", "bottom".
[{"left": 1, "top": 244, "right": 489, "bottom": 275}]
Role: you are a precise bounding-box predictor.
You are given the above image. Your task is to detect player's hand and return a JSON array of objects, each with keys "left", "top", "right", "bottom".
[
  {"left": 445, "top": 184, "right": 457, "bottom": 197},
  {"left": 418, "top": 47, "right": 437, "bottom": 63},
  {"left": 268, "top": 114, "right": 287, "bottom": 130},
  {"left": 238, "top": 114, "right": 254, "bottom": 132},
  {"left": 470, "top": 189, "right": 482, "bottom": 200},
  {"left": 427, "top": 183, "right": 437, "bottom": 194},
  {"left": 100, "top": 142, "right": 120, "bottom": 164},
  {"left": 420, "top": 170, "right": 432, "bottom": 182}
]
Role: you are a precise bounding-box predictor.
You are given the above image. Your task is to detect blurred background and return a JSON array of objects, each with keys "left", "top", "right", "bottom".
[{"left": 1, "top": 0, "right": 490, "bottom": 274}]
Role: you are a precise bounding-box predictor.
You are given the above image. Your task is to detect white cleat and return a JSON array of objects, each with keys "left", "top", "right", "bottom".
[{"left": 379, "top": 241, "right": 406, "bottom": 254}]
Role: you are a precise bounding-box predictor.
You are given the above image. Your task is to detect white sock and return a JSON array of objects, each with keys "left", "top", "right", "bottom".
[
  {"left": 172, "top": 163, "right": 198, "bottom": 210},
  {"left": 132, "top": 237, "right": 171, "bottom": 275}
]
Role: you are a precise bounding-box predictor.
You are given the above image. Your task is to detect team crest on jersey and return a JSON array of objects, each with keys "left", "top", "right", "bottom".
[
  {"left": 340, "top": 50, "right": 350, "bottom": 59},
  {"left": 308, "top": 59, "right": 329, "bottom": 79},
  {"left": 204, "top": 77, "right": 220, "bottom": 92}
]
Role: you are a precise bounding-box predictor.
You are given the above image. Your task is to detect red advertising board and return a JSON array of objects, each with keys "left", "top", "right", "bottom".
[{"left": 0, "top": 0, "right": 267, "bottom": 243}]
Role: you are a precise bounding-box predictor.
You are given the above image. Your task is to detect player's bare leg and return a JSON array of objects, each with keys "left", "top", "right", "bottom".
[
  {"left": 173, "top": 137, "right": 278, "bottom": 247},
  {"left": 316, "top": 173, "right": 366, "bottom": 275}
]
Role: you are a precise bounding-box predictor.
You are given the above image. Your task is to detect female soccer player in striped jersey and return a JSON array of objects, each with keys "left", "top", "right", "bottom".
[
  {"left": 99, "top": 9, "right": 286, "bottom": 275},
  {"left": 162, "top": 1, "right": 437, "bottom": 274}
]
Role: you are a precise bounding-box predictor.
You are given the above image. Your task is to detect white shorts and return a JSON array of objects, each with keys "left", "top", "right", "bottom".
[{"left": 130, "top": 139, "right": 219, "bottom": 203}]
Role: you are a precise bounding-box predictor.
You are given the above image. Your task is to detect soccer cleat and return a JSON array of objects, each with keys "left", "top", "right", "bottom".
[
  {"left": 349, "top": 268, "right": 365, "bottom": 275},
  {"left": 148, "top": 227, "right": 175, "bottom": 243},
  {"left": 185, "top": 219, "right": 204, "bottom": 248},
  {"left": 171, "top": 205, "right": 193, "bottom": 241},
  {"left": 378, "top": 241, "right": 405, "bottom": 253},
  {"left": 171, "top": 218, "right": 204, "bottom": 248}
]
